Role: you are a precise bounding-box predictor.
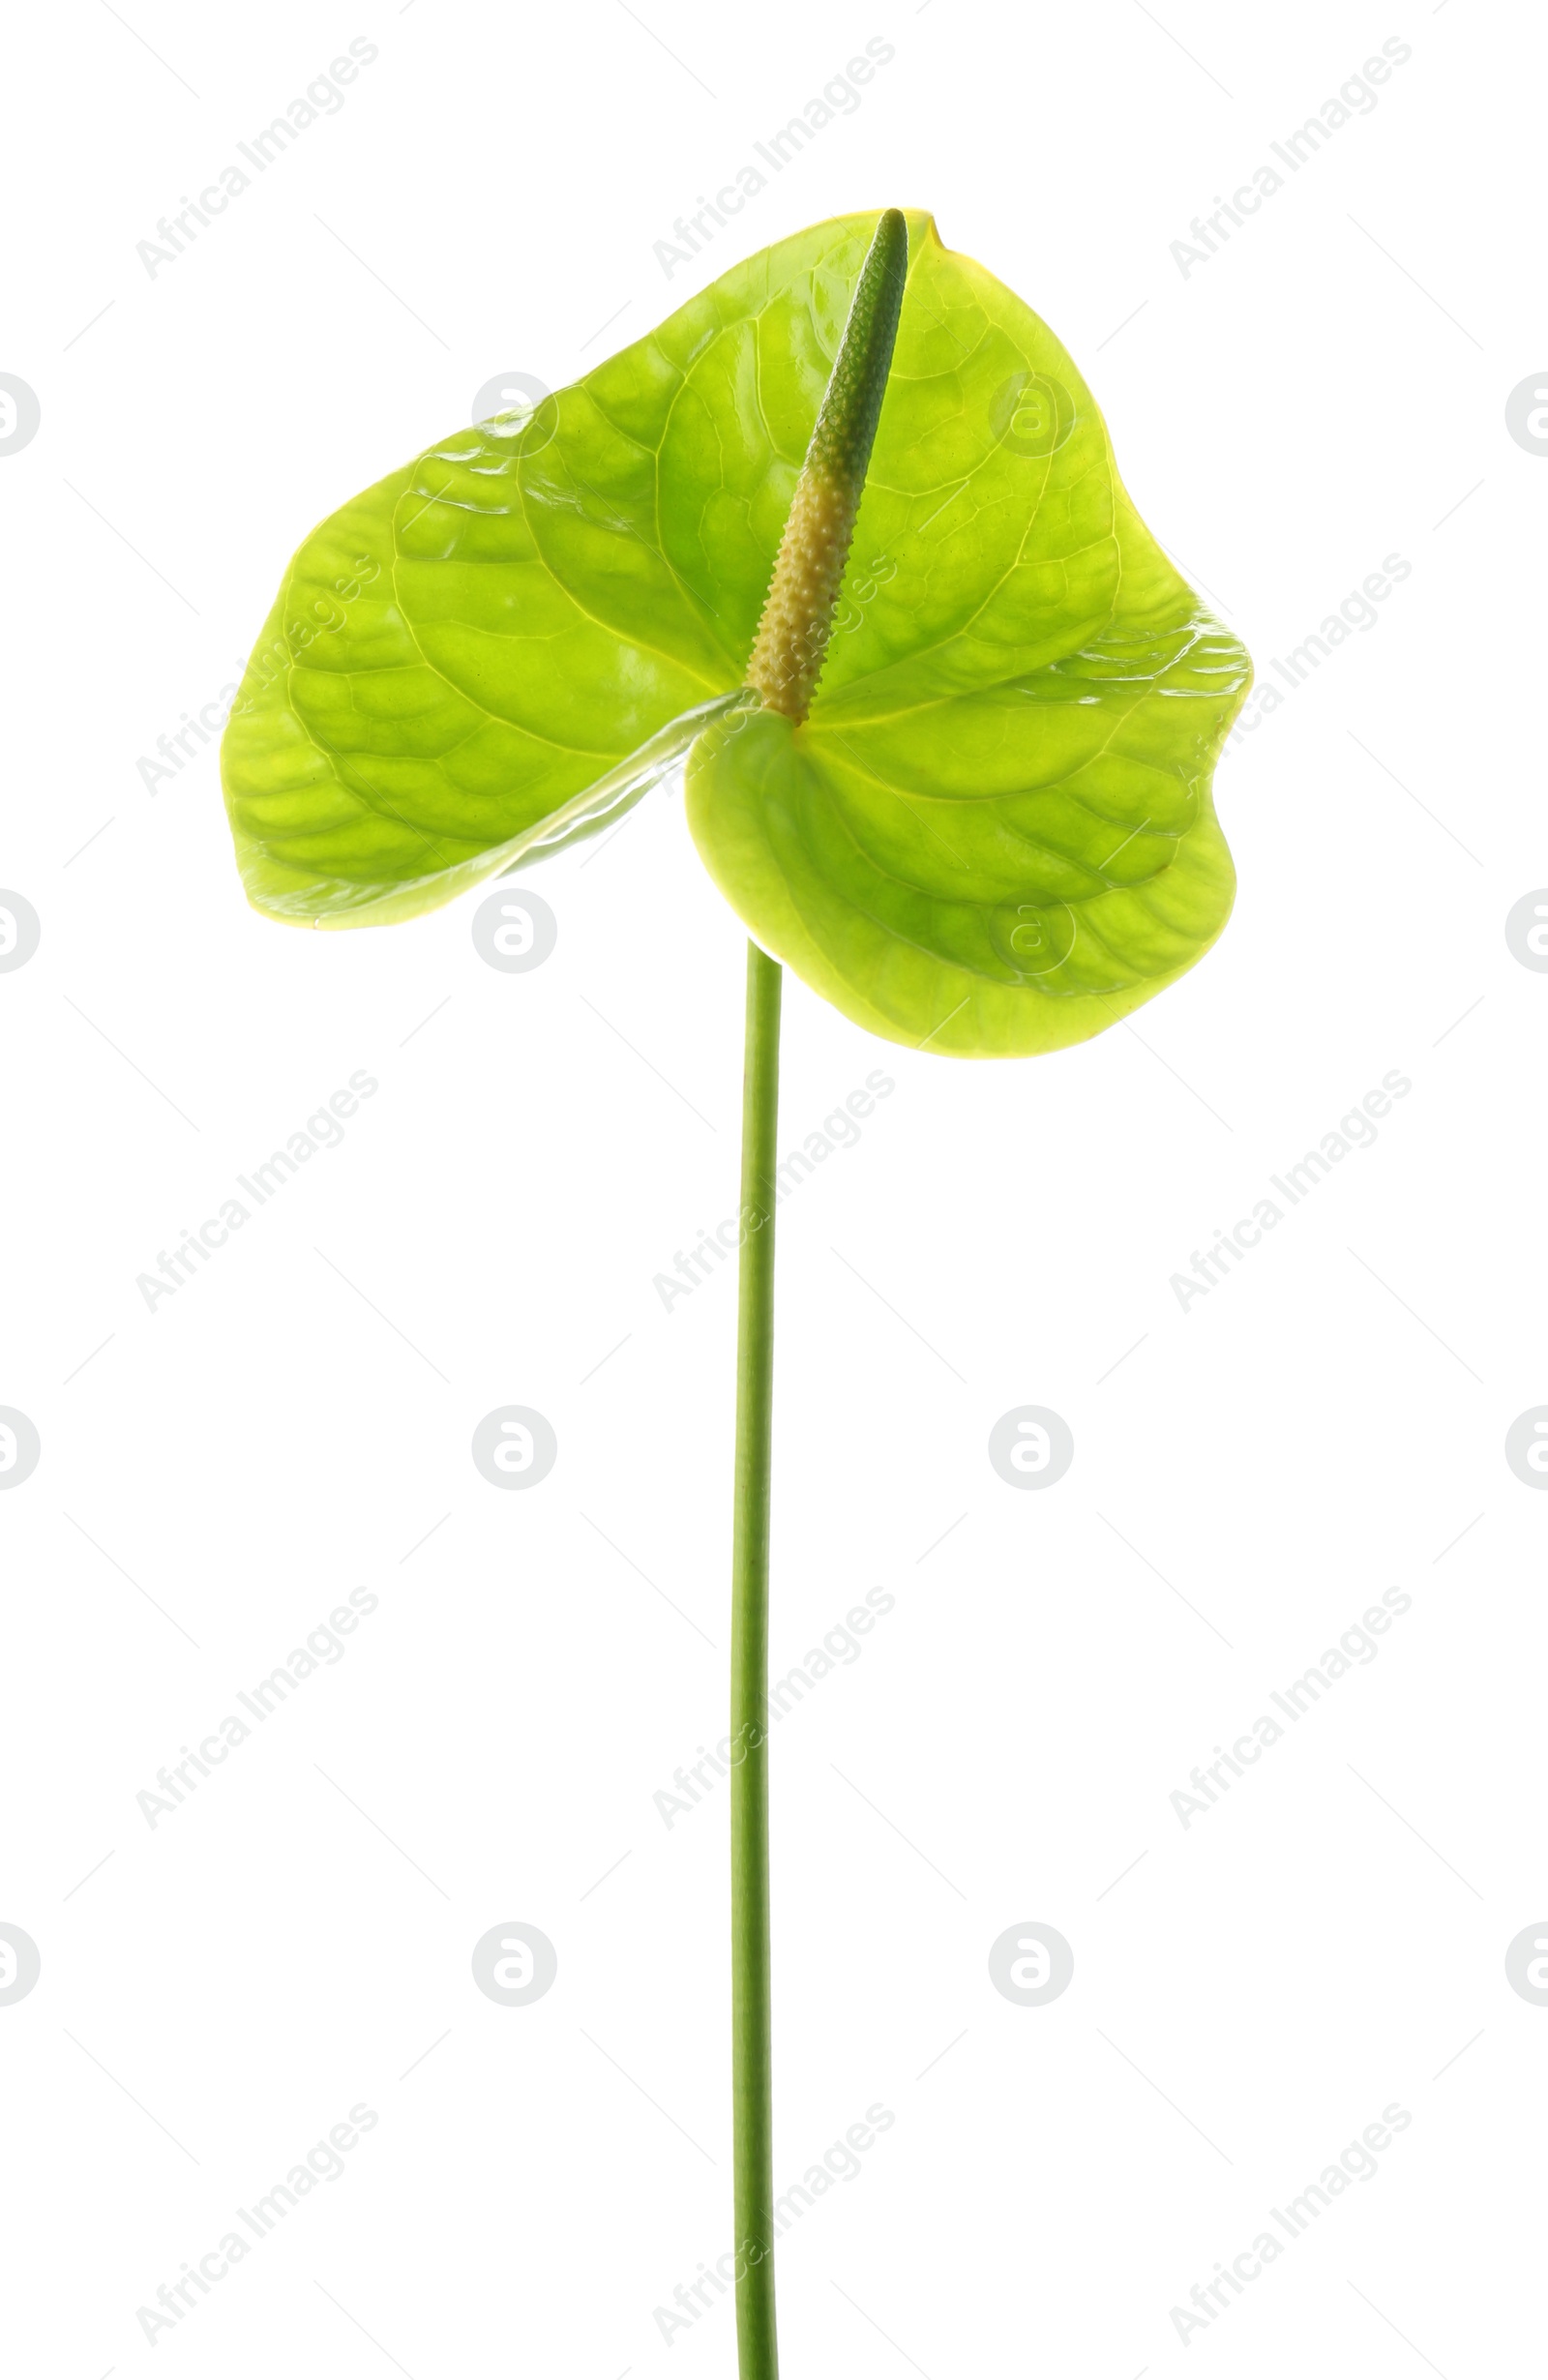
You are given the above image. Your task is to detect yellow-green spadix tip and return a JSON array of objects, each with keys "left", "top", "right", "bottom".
[{"left": 745, "top": 209, "right": 908, "bottom": 722}]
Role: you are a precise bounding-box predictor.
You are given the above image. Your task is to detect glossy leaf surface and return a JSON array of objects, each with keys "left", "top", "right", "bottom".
[{"left": 223, "top": 209, "right": 1248, "bottom": 1053}]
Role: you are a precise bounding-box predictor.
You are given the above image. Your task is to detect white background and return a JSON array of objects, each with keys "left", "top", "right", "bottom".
[{"left": 2, "top": 2, "right": 1541, "bottom": 2372}]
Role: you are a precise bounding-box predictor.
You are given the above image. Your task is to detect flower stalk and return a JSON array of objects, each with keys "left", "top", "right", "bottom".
[{"left": 730, "top": 208, "right": 908, "bottom": 2380}]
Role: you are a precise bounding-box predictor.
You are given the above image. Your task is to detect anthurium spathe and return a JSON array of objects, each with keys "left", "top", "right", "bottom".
[
  {"left": 223, "top": 206, "right": 1248, "bottom": 1056},
  {"left": 221, "top": 208, "right": 1250, "bottom": 2380}
]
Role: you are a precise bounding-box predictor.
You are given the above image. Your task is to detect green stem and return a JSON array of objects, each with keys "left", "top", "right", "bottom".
[
  {"left": 730, "top": 939, "right": 783, "bottom": 2380},
  {"left": 729, "top": 206, "right": 907, "bottom": 2378}
]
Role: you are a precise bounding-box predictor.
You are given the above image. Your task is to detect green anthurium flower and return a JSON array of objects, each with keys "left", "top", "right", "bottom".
[
  {"left": 221, "top": 210, "right": 1253, "bottom": 2380},
  {"left": 222, "top": 205, "right": 1249, "bottom": 1057}
]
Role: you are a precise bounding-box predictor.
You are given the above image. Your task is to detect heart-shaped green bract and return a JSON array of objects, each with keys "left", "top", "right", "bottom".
[{"left": 222, "top": 209, "right": 1249, "bottom": 1055}]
